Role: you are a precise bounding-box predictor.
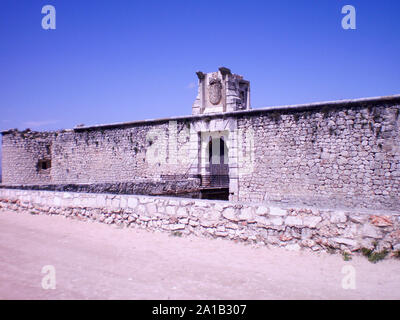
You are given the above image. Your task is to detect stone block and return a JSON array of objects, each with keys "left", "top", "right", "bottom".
[
  {"left": 255, "top": 216, "right": 270, "bottom": 227},
  {"left": 166, "top": 206, "right": 176, "bottom": 215},
  {"left": 332, "top": 237, "right": 358, "bottom": 247},
  {"left": 269, "top": 207, "right": 287, "bottom": 216},
  {"left": 170, "top": 224, "right": 186, "bottom": 231},
  {"left": 285, "top": 216, "right": 303, "bottom": 226},
  {"left": 96, "top": 195, "right": 106, "bottom": 207},
  {"left": 111, "top": 198, "right": 120, "bottom": 209},
  {"left": 127, "top": 197, "right": 138, "bottom": 209},
  {"left": 255, "top": 206, "right": 269, "bottom": 216},
  {"left": 139, "top": 216, "right": 151, "bottom": 222},
  {"left": 330, "top": 211, "right": 347, "bottom": 224},
  {"left": 53, "top": 197, "right": 61, "bottom": 207},
  {"left": 86, "top": 197, "right": 97, "bottom": 208},
  {"left": 176, "top": 207, "right": 188, "bottom": 218},
  {"left": 146, "top": 203, "right": 157, "bottom": 215},
  {"left": 238, "top": 207, "right": 255, "bottom": 222},
  {"left": 369, "top": 215, "right": 393, "bottom": 227},
  {"left": 200, "top": 220, "right": 217, "bottom": 227},
  {"left": 189, "top": 219, "right": 199, "bottom": 226},
  {"left": 349, "top": 214, "right": 368, "bottom": 224},
  {"left": 303, "top": 216, "right": 322, "bottom": 228},
  {"left": 361, "top": 223, "right": 383, "bottom": 239},
  {"left": 222, "top": 208, "right": 238, "bottom": 221},
  {"left": 120, "top": 197, "right": 127, "bottom": 209}
]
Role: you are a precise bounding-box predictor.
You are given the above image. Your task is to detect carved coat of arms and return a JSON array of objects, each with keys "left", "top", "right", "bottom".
[{"left": 208, "top": 78, "right": 222, "bottom": 105}]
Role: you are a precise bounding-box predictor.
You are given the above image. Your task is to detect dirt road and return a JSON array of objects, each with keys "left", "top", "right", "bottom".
[{"left": 0, "top": 209, "right": 399, "bottom": 299}]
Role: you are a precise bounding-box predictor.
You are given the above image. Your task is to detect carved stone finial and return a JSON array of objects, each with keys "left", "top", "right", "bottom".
[
  {"left": 196, "top": 71, "right": 205, "bottom": 80},
  {"left": 218, "top": 67, "right": 231, "bottom": 77}
]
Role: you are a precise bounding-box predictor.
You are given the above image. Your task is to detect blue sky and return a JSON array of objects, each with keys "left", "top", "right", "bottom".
[{"left": 0, "top": 0, "right": 399, "bottom": 134}]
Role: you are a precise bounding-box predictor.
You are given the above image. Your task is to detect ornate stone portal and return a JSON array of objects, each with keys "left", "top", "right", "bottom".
[
  {"left": 190, "top": 68, "right": 249, "bottom": 199},
  {"left": 192, "top": 67, "right": 251, "bottom": 115}
]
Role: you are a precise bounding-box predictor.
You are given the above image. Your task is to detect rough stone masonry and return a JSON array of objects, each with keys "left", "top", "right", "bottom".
[
  {"left": 1, "top": 67, "right": 400, "bottom": 254},
  {"left": 0, "top": 188, "right": 399, "bottom": 254}
]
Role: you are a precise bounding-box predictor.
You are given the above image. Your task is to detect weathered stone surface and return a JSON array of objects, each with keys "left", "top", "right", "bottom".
[
  {"left": 63, "top": 193, "right": 72, "bottom": 199},
  {"left": 349, "top": 215, "right": 368, "bottom": 224},
  {"left": 105, "top": 217, "right": 114, "bottom": 224},
  {"left": 269, "top": 207, "right": 287, "bottom": 216},
  {"left": 255, "top": 216, "right": 283, "bottom": 228},
  {"left": 303, "top": 216, "right": 322, "bottom": 228},
  {"left": 146, "top": 203, "right": 157, "bottom": 214},
  {"left": 255, "top": 216, "right": 269, "bottom": 227},
  {"left": 111, "top": 198, "right": 121, "bottom": 209},
  {"left": 330, "top": 211, "right": 347, "bottom": 224},
  {"left": 332, "top": 237, "right": 358, "bottom": 247},
  {"left": 189, "top": 219, "right": 199, "bottom": 226},
  {"left": 170, "top": 224, "right": 185, "bottom": 231},
  {"left": 200, "top": 220, "right": 217, "bottom": 227},
  {"left": 301, "top": 239, "right": 316, "bottom": 248},
  {"left": 53, "top": 197, "right": 61, "bottom": 206},
  {"left": 255, "top": 206, "right": 269, "bottom": 216},
  {"left": 165, "top": 206, "right": 176, "bottom": 215},
  {"left": 127, "top": 197, "right": 138, "bottom": 209},
  {"left": 359, "top": 238, "right": 376, "bottom": 250},
  {"left": 269, "top": 217, "right": 283, "bottom": 226},
  {"left": 370, "top": 215, "right": 393, "bottom": 227},
  {"left": 388, "top": 230, "right": 400, "bottom": 241},
  {"left": 0, "top": 188, "right": 399, "bottom": 256},
  {"left": 285, "top": 216, "right": 303, "bottom": 226},
  {"left": 279, "top": 234, "right": 293, "bottom": 242},
  {"left": 120, "top": 197, "right": 127, "bottom": 209},
  {"left": 361, "top": 224, "right": 383, "bottom": 239},
  {"left": 176, "top": 207, "right": 188, "bottom": 218},
  {"left": 238, "top": 207, "right": 255, "bottom": 222},
  {"left": 222, "top": 208, "right": 238, "bottom": 221}
]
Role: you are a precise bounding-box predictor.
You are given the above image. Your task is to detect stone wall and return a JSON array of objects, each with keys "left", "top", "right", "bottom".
[
  {"left": 237, "top": 102, "right": 400, "bottom": 211},
  {"left": 51, "top": 122, "right": 194, "bottom": 184},
  {"left": 1, "top": 188, "right": 399, "bottom": 255},
  {"left": 2, "top": 96, "right": 400, "bottom": 211},
  {"left": 1, "top": 130, "right": 56, "bottom": 185},
  {"left": 2, "top": 120, "right": 194, "bottom": 185}
]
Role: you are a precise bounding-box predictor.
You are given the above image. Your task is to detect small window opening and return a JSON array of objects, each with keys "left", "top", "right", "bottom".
[{"left": 38, "top": 159, "right": 51, "bottom": 171}]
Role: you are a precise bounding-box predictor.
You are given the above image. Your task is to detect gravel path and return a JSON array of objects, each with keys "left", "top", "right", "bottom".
[{"left": 0, "top": 210, "right": 399, "bottom": 300}]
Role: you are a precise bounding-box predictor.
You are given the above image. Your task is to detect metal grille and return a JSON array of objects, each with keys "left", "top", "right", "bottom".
[{"left": 201, "top": 174, "right": 229, "bottom": 188}]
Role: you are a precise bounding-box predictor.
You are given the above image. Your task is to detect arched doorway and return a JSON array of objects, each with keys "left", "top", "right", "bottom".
[{"left": 204, "top": 136, "right": 229, "bottom": 188}]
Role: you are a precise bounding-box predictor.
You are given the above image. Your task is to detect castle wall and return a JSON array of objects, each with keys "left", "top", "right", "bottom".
[
  {"left": 237, "top": 102, "right": 400, "bottom": 211},
  {"left": 1, "top": 130, "right": 56, "bottom": 185},
  {"left": 1, "top": 96, "right": 400, "bottom": 211},
  {"left": 50, "top": 121, "right": 193, "bottom": 184},
  {"left": 1, "top": 121, "right": 194, "bottom": 186}
]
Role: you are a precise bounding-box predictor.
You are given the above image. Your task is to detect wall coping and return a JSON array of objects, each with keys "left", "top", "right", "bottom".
[{"left": 1, "top": 187, "right": 399, "bottom": 217}]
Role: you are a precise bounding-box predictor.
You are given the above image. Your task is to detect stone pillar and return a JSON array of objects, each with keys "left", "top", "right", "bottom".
[{"left": 188, "top": 123, "right": 200, "bottom": 177}]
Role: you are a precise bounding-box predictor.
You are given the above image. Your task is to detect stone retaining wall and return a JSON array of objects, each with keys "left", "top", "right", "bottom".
[{"left": 1, "top": 188, "right": 399, "bottom": 255}]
